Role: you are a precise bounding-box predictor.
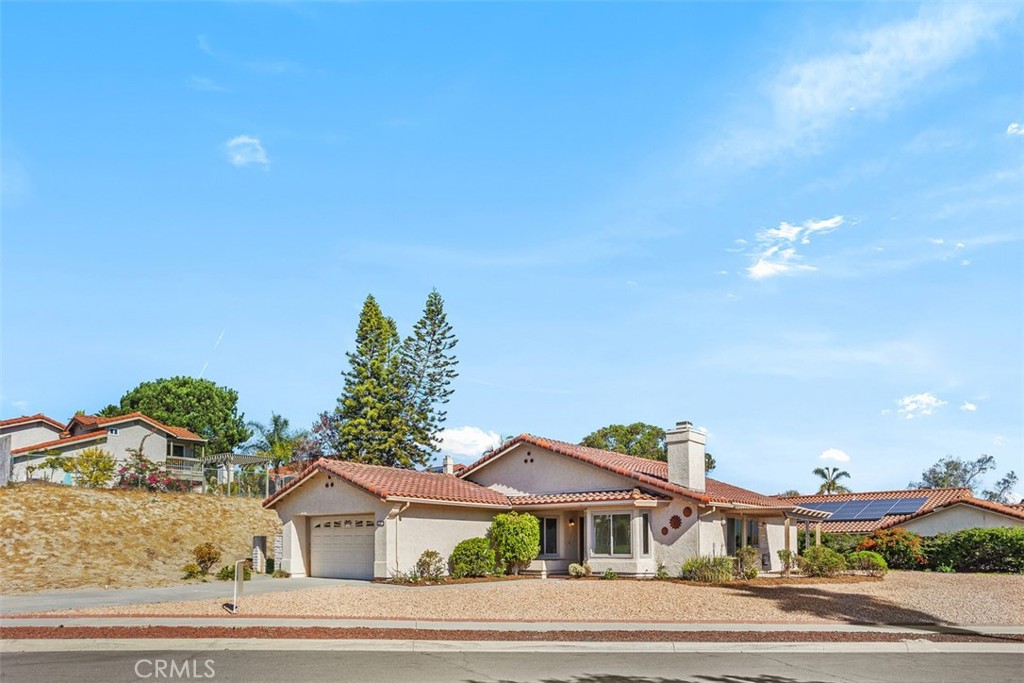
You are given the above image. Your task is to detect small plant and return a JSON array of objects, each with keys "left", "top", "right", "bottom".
[
  {"left": 847, "top": 550, "right": 888, "bottom": 577},
  {"left": 389, "top": 570, "right": 420, "bottom": 584},
  {"left": 600, "top": 568, "right": 619, "bottom": 580},
  {"left": 733, "top": 546, "right": 759, "bottom": 579},
  {"left": 272, "top": 568, "right": 290, "bottom": 578},
  {"left": 216, "top": 564, "right": 252, "bottom": 581},
  {"left": 415, "top": 549, "right": 446, "bottom": 582},
  {"left": 679, "top": 555, "right": 734, "bottom": 582},
  {"left": 181, "top": 563, "right": 205, "bottom": 580},
  {"left": 568, "top": 562, "right": 592, "bottom": 578},
  {"left": 192, "top": 543, "right": 222, "bottom": 574},
  {"left": 70, "top": 447, "right": 117, "bottom": 488},
  {"left": 449, "top": 537, "right": 496, "bottom": 579},
  {"left": 654, "top": 563, "right": 670, "bottom": 580},
  {"left": 777, "top": 549, "right": 797, "bottom": 577},
  {"left": 487, "top": 512, "right": 540, "bottom": 575},
  {"left": 797, "top": 546, "right": 847, "bottom": 577},
  {"left": 936, "top": 563, "right": 955, "bottom": 573}
]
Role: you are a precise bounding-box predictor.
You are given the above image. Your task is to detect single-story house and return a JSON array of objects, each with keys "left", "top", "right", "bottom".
[
  {"left": 780, "top": 488, "right": 1024, "bottom": 536},
  {"left": 263, "top": 420, "right": 830, "bottom": 579},
  {"left": 2, "top": 412, "right": 206, "bottom": 484}
]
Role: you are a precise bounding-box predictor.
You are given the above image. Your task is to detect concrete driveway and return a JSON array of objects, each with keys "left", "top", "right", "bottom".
[{"left": 0, "top": 575, "right": 385, "bottom": 615}]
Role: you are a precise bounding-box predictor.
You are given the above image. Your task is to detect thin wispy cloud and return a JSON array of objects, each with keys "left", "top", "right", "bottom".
[
  {"left": 960, "top": 401, "right": 977, "bottom": 412},
  {"left": 196, "top": 34, "right": 303, "bottom": 76},
  {"left": 187, "top": 76, "right": 226, "bottom": 92},
  {"left": 896, "top": 392, "right": 947, "bottom": 420},
  {"left": 225, "top": 135, "right": 269, "bottom": 169},
  {"left": 1007, "top": 122, "right": 1024, "bottom": 136},
  {"left": 745, "top": 215, "right": 845, "bottom": 280},
  {"left": 819, "top": 448, "right": 850, "bottom": 463},
  {"left": 711, "top": 3, "right": 1018, "bottom": 166}
]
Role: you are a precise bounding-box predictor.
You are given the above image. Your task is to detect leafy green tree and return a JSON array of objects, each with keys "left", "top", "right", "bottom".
[
  {"left": 246, "top": 413, "right": 310, "bottom": 473},
  {"left": 332, "top": 295, "right": 413, "bottom": 467},
  {"left": 813, "top": 466, "right": 851, "bottom": 494},
  {"left": 909, "top": 455, "right": 996, "bottom": 491},
  {"left": 107, "top": 376, "right": 250, "bottom": 454},
  {"left": 488, "top": 512, "right": 540, "bottom": 575},
  {"left": 982, "top": 471, "right": 1020, "bottom": 504},
  {"left": 400, "top": 289, "right": 459, "bottom": 461},
  {"left": 777, "top": 489, "right": 801, "bottom": 497},
  {"left": 580, "top": 422, "right": 716, "bottom": 472}
]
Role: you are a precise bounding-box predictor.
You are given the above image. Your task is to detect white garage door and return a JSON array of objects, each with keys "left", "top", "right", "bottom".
[{"left": 310, "top": 516, "right": 376, "bottom": 579}]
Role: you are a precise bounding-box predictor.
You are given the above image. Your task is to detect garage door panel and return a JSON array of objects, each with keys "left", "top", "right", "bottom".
[{"left": 310, "top": 515, "right": 375, "bottom": 579}]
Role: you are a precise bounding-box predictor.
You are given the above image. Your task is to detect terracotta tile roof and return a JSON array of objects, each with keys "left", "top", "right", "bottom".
[
  {"left": 0, "top": 414, "right": 66, "bottom": 431},
  {"left": 264, "top": 458, "right": 512, "bottom": 508},
  {"left": 780, "top": 488, "right": 976, "bottom": 533},
  {"left": 508, "top": 489, "right": 669, "bottom": 506},
  {"left": 69, "top": 412, "right": 205, "bottom": 442},
  {"left": 11, "top": 431, "right": 108, "bottom": 455},
  {"left": 883, "top": 496, "right": 1024, "bottom": 528},
  {"left": 462, "top": 435, "right": 785, "bottom": 508}
]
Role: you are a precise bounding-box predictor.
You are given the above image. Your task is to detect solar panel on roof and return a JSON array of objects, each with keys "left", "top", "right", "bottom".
[
  {"left": 797, "top": 501, "right": 844, "bottom": 513},
  {"left": 887, "top": 497, "right": 928, "bottom": 515},
  {"left": 796, "top": 497, "right": 929, "bottom": 521}
]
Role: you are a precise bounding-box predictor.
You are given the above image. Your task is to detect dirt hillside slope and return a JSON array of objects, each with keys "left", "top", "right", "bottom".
[{"left": 0, "top": 483, "right": 281, "bottom": 593}]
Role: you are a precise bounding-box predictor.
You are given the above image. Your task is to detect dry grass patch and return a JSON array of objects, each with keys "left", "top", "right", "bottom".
[{"left": 0, "top": 482, "right": 280, "bottom": 593}]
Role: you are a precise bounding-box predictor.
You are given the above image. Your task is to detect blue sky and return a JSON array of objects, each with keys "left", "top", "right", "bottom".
[{"left": 3, "top": 2, "right": 1022, "bottom": 497}]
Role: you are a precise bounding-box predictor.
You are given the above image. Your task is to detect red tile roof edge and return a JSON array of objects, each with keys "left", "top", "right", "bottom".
[
  {"left": 11, "top": 432, "right": 109, "bottom": 455},
  {"left": 0, "top": 414, "right": 66, "bottom": 430},
  {"left": 877, "top": 496, "right": 1024, "bottom": 528},
  {"left": 69, "top": 412, "right": 205, "bottom": 442},
  {"left": 780, "top": 487, "right": 974, "bottom": 503}
]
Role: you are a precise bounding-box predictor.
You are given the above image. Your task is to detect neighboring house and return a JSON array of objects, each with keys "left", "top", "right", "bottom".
[
  {"left": 3, "top": 412, "right": 206, "bottom": 484},
  {"left": 264, "top": 420, "right": 830, "bottom": 580},
  {"left": 780, "top": 488, "right": 1024, "bottom": 536}
]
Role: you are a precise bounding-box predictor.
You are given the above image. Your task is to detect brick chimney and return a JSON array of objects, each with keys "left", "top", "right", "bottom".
[
  {"left": 443, "top": 454, "right": 454, "bottom": 475},
  {"left": 666, "top": 421, "right": 705, "bottom": 491}
]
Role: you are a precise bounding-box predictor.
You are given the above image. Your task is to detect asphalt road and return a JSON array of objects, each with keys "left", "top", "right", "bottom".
[{"left": 1, "top": 651, "right": 1021, "bottom": 683}]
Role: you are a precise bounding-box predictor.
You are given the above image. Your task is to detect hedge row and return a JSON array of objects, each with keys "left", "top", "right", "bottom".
[{"left": 819, "top": 526, "right": 1024, "bottom": 573}]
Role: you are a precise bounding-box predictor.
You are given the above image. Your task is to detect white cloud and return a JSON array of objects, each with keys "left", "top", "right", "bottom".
[
  {"left": 897, "top": 392, "right": 947, "bottom": 420},
  {"left": 188, "top": 76, "right": 225, "bottom": 92},
  {"left": 434, "top": 426, "right": 503, "bottom": 460},
  {"left": 819, "top": 448, "right": 850, "bottom": 463},
  {"left": 1007, "top": 123, "right": 1024, "bottom": 136},
  {"left": 955, "top": 242, "right": 965, "bottom": 249},
  {"left": 961, "top": 259, "right": 971, "bottom": 266},
  {"left": 960, "top": 401, "right": 977, "bottom": 412},
  {"left": 929, "top": 238, "right": 945, "bottom": 245},
  {"left": 712, "top": 4, "right": 1018, "bottom": 166},
  {"left": 993, "top": 435, "right": 1006, "bottom": 447},
  {"left": 745, "top": 215, "right": 844, "bottom": 280},
  {"left": 225, "top": 135, "right": 269, "bottom": 169}
]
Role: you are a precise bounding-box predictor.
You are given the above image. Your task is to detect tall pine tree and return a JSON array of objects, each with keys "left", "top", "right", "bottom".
[
  {"left": 333, "top": 295, "right": 411, "bottom": 466},
  {"left": 400, "top": 289, "right": 459, "bottom": 461}
]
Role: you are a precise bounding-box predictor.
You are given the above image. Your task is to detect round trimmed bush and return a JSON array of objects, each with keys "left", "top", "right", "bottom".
[
  {"left": 857, "top": 528, "right": 925, "bottom": 569},
  {"left": 448, "top": 538, "right": 496, "bottom": 579},
  {"left": 848, "top": 550, "right": 888, "bottom": 577},
  {"left": 487, "top": 512, "right": 540, "bottom": 575},
  {"left": 797, "top": 546, "right": 847, "bottom": 577}
]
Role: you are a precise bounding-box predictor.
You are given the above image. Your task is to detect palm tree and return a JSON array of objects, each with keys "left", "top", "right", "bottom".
[
  {"left": 247, "top": 413, "right": 308, "bottom": 475},
  {"left": 813, "top": 467, "right": 851, "bottom": 495}
]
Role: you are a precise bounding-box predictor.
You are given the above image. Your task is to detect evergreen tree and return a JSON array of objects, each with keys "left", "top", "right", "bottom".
[
  {"left": 399, "top": 289, "right": 460, "bottom": 461},
  {"left": 334, "top": 295, "right": 412, "bottom": 466}
]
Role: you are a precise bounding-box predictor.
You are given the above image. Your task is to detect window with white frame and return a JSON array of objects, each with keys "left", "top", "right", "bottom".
[
  {"left": 592, "top": 512, "right": 632, "bottom": 556},
  {"left": 539, "top": 517, "right": 558, "bottom": 556},
  {"left": 107, "top": 428, "right": 119, "bottom": 435}
]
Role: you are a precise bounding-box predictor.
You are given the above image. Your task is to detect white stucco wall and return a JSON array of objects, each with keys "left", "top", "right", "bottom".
[
  {"left": 901, "top": 504, "right": 1024, "bottom": 536},
  {"left": 466, "top": 444, "right": 638, "bottom": 495},
  {"left": 0, "top": 422, "right": 64, "bottom": 451}
]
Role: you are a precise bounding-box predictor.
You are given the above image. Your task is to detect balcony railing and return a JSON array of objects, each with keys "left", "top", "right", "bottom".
[{"left": 165, "top": 456, "right": 203, "bottom": 481}]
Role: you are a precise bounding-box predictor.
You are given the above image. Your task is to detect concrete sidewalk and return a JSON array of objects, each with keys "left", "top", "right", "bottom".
[
  {"left": 2, "top": 615, "right": 1022, "bottom": 637},
  {"left": 0, "top": 576, "right": 383, "bottom": 615}
]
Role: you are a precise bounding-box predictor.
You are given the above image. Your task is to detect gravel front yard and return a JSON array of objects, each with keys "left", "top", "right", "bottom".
[{"left": 41, "top": 572, "right": 1024, "bottom": 625}]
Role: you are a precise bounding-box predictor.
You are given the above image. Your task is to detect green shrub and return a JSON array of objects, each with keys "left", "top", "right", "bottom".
[
  {"left": 848, "top": 550, "right": 888, "bottom": 577},
  {"left": 819, "top": 532, "right": 867, "bottom": 557},
  {"left": 70, "top": 447, "right": 117, "bottom": 488},
  {"left": 654, "top": 563, "right": 670, "bottom": 580},
  {"left": 414, "top": 550, "right": 446, "bottom": 582},
  {"left": 924, "top": 527, "right": 1024, "bottom": 573},
  {"left": 797, "top": 546, "right": 847, "bottom": 577},
  {"left": 568, "top": 562, "right": 591, "bottom": 578},
  {"left": 272, "top": 569, "right": 290, "bottom": 578},
  {"left": 777, "top": 549, "right": 797, "bottom": 576},
  {"left": 182, "top": 563, "right": 205, "bottom": 580},
  {"left": 266, "top": 558, "right": 275, "bottom": 574},
  {"left": 679, "top": 555, "right": 733, "bottom": 582},
  {"left": 216, "top": 564, "right": 252, "bottom": 581},
  {"left": 192, "top": 543, "right": 221, "bottom": 574},
  {"left": 857, "top": 528, "right": 925, "bottom": 569},
  {"left": 449, "top": 538, "right": 496, "bottom": 579},
  {"left": 733, "top": 546, "right": 759, "bottom": 579},
  {"left": 600, "top": 568, "right": 618, "bottom": 580},
  {"left": 390, "top": 570, "right": 419, "bottom": 584},
  {"left": 488, "top": 512, "right": 540, "bottom": 575}
]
